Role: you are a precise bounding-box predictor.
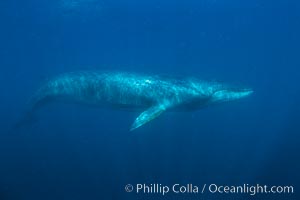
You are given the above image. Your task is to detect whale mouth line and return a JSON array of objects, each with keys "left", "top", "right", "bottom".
[
  {"left": 222, "top": 87, "right": 254, "bottom": 94},
  {"left": 212, "top": 87, "right": 253, "bottom": 102},
  {"left": 239, "top": 88, "right": 254, "bottom": 95},
  {"left": 235, "top": 88, "right": 253, "bottom": 94}
]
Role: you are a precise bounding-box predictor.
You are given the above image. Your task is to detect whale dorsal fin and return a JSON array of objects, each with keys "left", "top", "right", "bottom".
[{"left": 130, "top": 103, "right": 168, "bottom": 131}]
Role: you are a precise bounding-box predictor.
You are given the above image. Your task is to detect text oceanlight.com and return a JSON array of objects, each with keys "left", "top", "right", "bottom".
[{"left": 124, "top": 183, "right": 294, "bottom": 196}]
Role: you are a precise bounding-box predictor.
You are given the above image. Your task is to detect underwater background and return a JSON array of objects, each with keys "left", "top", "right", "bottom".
[{"left": 0, "top": 0, "right": 299, "bottom": 199}]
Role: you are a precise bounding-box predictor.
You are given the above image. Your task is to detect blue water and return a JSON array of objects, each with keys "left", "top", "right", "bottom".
[{"left": 0, "top": 0, "right": 299, "bottom": 199}]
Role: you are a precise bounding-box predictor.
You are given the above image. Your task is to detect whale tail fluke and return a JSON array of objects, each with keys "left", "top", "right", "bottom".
[
  {"left": 11, "top": 111, "right": 38, "bottom": 132},
  {"left": 10, "top": 89, "right": 51, "bottom": 133}
]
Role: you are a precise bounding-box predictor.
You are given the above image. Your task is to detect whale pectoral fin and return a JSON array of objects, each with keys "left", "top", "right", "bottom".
[{"left": 130, "top": 105, "right": 167, "bottom": 131}]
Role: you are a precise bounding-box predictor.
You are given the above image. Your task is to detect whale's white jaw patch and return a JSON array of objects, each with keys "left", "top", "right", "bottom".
[{"left": 212, "top": 88, "right": 253, "bottom": 103}]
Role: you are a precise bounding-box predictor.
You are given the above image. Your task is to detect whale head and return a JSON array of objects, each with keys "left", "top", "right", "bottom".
[{"left": 211, "top": 87, "right": 253, "bottom": 103}]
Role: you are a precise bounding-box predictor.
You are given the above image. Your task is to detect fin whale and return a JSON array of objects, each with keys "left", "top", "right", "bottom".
[{"left": 18, "top": 71, "right": 253, "bottom": 131}]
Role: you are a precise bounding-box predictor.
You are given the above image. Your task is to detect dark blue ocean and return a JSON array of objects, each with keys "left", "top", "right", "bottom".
[{"left": 0, "top": 0, "right": 299, "bottom": 199}]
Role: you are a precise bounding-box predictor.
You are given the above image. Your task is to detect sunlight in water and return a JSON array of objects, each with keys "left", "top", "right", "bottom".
[
  {"left": 59, "top": 0, "right": 103, "bottom": 16},
  {"left": 60, "top": 0, "right": 96, "bottom": 8}
]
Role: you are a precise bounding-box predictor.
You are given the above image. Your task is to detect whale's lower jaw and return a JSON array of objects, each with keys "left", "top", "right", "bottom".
[{"left": 212, "top": 88, "right": 253, "bottom": 103}]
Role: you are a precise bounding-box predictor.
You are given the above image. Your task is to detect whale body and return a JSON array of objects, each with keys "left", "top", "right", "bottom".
[{"left": 22, "top": 71, "right": 253, "bottom": 131}]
